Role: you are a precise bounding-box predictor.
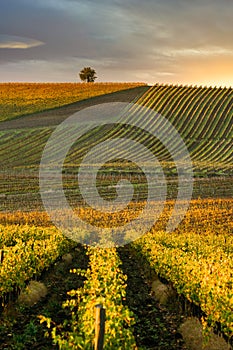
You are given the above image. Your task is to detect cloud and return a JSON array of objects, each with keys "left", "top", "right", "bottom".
[
  {"left": 0, "top": 35, "right": 45, "bottom": 49},
  {"left": 0, "top": 0, "right": 232, "bottom": 86},
  {"left": 156, "top": 72, "right": 176, "bottom": 76},
  {"left": 162, "top": 47, "right": 233, "bottom": 58}
]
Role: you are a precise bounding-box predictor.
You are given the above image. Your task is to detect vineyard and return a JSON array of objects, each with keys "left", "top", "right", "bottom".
[
  {"left": 0, "top": 82, "right": 232, "bottom": 349},
  {"left": 0, "top": 199, "right": 232, "bottom": 348}
]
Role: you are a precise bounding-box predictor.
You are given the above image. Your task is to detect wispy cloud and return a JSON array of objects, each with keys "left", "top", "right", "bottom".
[
  {"left": 156, "top": 72, "right": 176, "bottom": 76},
  {"left": 164, "top": 47, "right": 233, "bottom": 57},
  {"left": 0, "top": 35, "right": 44, "bottom": 49}
]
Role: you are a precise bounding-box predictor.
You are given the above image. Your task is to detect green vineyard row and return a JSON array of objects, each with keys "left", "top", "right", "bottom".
[
  {"left": 40, "top": 247, "right": 137, "bottom": 349},
  {"left": 133, "top": 228, "right": 233, "bottom": 340},
  {"left": 0, "top": 224, "right": 74, "bottom": 298}
]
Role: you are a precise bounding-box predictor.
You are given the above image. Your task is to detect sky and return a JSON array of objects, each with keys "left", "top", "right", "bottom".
[{"left": 0, "top": 0, "right": 233, "bottom": 86}]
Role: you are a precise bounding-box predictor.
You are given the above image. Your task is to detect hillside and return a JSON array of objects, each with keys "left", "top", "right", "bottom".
[
  {"left": 137, "top": 84, "right": 232, "bottom": 174},
  {"left": 0, "top": 83, "right": 232, "bottom": 211},
  {"left": 0, "top": 83, "right": 232, "bottom": 349}
]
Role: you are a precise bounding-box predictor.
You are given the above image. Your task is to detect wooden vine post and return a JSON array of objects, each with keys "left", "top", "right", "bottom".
[
  {"left": 0, "top": 250, "right": 4, "bottom": 263},
  {"left": 94, "top": 304, "right": 105, "bottom": 350}
]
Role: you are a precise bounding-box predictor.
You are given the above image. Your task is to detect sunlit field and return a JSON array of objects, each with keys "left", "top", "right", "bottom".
[{"left": 0, "top": 83, "right": 232, "bottom": 349}]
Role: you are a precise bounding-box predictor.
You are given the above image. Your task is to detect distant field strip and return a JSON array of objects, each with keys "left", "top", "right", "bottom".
[{"left": 0, "top": 82, "right": 146, "bottom": 122}]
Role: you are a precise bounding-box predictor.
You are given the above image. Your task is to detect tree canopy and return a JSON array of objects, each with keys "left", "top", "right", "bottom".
[{"left": 79, "top": 67, "right": 97, "bottom": 82}]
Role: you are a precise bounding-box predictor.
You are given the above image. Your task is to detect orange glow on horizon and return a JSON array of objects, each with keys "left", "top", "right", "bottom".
[{"left": 176, "top": 55, "right": 233, "bottom": 88}]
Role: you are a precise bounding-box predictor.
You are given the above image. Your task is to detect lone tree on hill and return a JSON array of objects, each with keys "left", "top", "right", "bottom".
[{"left": 79, "top": 67, "right": 97, "bottom": 82}]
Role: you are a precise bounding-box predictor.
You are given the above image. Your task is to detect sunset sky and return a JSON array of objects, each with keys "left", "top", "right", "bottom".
[{"left": 0, "top": 0, "right": 233, "bottom": 86}]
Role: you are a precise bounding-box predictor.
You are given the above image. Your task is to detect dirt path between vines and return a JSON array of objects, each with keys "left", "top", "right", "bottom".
[
  {"left": 118, "top": 246, "right": 188, "bottom": 350},
  {"left": 1, "top": 244, "right": 187, "bottom": 350},
  {"left": 0, "top": 246, "right": 88, "bottom": 350}
]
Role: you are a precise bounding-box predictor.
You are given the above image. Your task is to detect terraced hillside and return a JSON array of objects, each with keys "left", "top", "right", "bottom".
[{"left": 137, "top": 84, "right": 232, "bottom": 174}]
